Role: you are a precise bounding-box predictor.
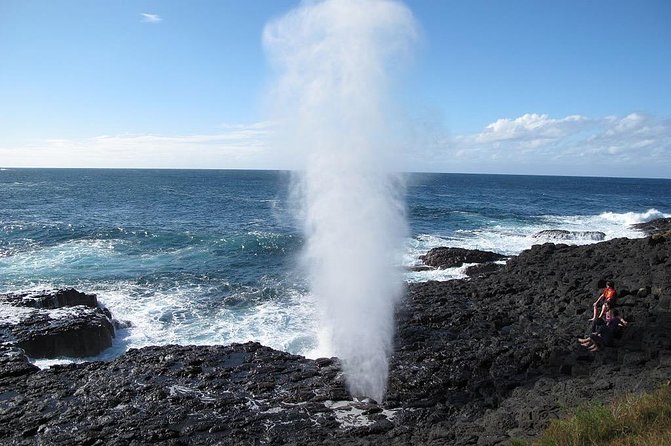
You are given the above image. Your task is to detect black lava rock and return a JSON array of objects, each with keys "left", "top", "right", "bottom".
[
  {"left": 420, "top": 247, "right": 507, "bottom": 269},
  {"left": 533, "top": 229, "right": 606, "bottom": 241},
  {"left": 0, "top": 289, "right": 115, "bottom": 359},
  {"left": 632, "top": 217, "right": 671, "bottom": 236}
]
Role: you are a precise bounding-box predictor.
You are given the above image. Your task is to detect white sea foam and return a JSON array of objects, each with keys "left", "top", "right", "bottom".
[
  {"left": 80, "top": 282, "right": 320, "bottom": 357},
  {"left": 32, "top": 358, "right": 79, "bottom": 369},
  {"left": 0, "top": 233, "right": 322, "bottom": 367},
  {"left": 324, "top": 399, "right": 401, "bottom": 428},
  {"left": 0, "top": 303, "right": 36, "bottom": 324},
  {"left": 541, "top": 208, "right": 668, "bottom": 240},
  {"left": 598, "top": 208, "right": 668, "bottom": 226}
]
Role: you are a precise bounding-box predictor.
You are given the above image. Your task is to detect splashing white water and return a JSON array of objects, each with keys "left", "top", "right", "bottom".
[{"left": 263, "top": 0, "right": 418, "bottom": 401}]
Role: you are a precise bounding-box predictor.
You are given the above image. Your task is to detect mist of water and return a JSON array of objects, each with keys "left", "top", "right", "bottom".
[{"left": 263, "top": 0, "right": 417, "bottom": 401}]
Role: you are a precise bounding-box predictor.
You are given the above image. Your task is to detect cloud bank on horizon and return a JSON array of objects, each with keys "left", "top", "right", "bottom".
[
  {"left": 440, "top": 112, "right": 671, "bottom": 177},
  {"left": 2, "top": 112, "right": 669, "bottom": 178}
]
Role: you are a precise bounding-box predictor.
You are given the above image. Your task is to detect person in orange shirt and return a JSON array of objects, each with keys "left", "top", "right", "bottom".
[{"left": 589, "top": 280, "right": 616, "bottom": 321}]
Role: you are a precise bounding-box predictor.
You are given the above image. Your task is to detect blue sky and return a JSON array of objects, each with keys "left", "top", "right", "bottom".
[{"left": 1, "top": 0, "right": 670, "bottom": 177}]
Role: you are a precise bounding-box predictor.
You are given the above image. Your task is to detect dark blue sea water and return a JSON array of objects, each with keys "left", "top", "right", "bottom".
[{"left": 1, "top": 168, "right": 670, "bottom": 363}]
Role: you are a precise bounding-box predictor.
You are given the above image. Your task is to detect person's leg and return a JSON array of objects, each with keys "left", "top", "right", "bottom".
[
  {"left": 598, "top": 302, "right": 608, "bottom": 319},
  {"left": 590, "top": 298, "right": 602, "bottom": 321},
  {"left": 590, "top": 317, "right": 603, "bottom": 334}
]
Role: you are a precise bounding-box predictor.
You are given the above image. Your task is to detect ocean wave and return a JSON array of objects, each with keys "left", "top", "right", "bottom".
[
  {"left": 544, "top": 209, "right": 666, "bottom": 240},
  {"left": 0, "top": 239, "right": 120, "bottom": 274},
  {"left": 88, "top": 280, "right": 319, "bottom": 357},
  {"left": 7, "top": 274, "right": 319, "bottom": 368},
  {"left": 598, "top": 208, "right": 668, "bottom": 226}
]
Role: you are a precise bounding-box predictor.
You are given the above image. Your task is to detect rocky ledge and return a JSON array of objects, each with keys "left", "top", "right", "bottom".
[
  {"left": 532, "top": 229, "right": 606, "bottom": 241},
  {"left": 1, "top": 219, "right": 670, "bottom": 445},
  {"left": 0, "top": 289, "right": 118, "bottom": 359},
  {"left": 633, "top": 217, "right": 671, "bottom": 236}
]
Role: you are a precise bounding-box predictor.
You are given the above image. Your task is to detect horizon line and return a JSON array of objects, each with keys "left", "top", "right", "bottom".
[{"left": 1, "top": 166, "right": 669, "bottom": 181}]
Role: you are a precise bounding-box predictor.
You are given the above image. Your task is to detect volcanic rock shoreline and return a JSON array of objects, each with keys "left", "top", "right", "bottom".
[{"left": 2, "top": 220, "right": 671, "bottom": 445}]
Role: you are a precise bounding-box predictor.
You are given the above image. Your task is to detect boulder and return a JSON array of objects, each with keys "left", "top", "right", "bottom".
[
  {"left": 420, "top": 247, "right": 507, "bottom": 269},
  {"left": 0, "top": 289, "right": 115, "bottom": 359},
  {"left": 0, "top": 344, "right": 39, "bottom": 380}
]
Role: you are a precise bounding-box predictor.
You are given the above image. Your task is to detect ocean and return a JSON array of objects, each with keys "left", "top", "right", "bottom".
[{"left": 1, "top": 168, "right": 670, "bottom": 365}]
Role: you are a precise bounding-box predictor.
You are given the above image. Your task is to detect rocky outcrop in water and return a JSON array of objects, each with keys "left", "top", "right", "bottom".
[
  {"left": 632, "top": 216, "right": 671, "bottom": 236},
  {"left": 0, "top": 289, "right": 116, "bottom": 359},
  {"left": 420, "top": 247, "right": 507, "bottom": 269},
  {"left": 532, "top": 229, "right": 606, "bottom": 241},
  {"left": 1, "top": 234, "right": 670, "bottom": 445}
]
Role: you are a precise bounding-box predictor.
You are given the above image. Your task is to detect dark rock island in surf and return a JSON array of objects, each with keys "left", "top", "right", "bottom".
[
  {"left": 0, "top": 289, "right": 118, "bottom": 359},
  {"left": 420, "top": 246, "right": 507, "bottom": 269},
  {"left": 1, "top": 218, "right": 670, "bottom": 445},
  {"left": 532, "top": 229, "right": 606, "bottom": 241}
]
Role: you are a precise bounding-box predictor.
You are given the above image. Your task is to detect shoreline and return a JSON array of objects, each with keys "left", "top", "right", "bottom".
[{"left": 1, "top": 219, "right": 670, "bottom": 444}]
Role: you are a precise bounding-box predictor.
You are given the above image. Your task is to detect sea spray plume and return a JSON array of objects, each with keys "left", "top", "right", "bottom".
[{"left": 263, "top": 0, "right": 418, "bottom": 401}]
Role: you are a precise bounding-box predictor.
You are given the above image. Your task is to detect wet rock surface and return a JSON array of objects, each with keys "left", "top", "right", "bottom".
[
  {"left": 0, "top": 289, "right": 116, "bottom": 359},
  {"left": 420, "top": 247, "right": 507, "bottom": 269},
  {"left": 1, "top": 234, "right": 671, "bottom": 445},
  {"left": 532, "top": 229, "right": 606, "bottom": 241},
  {"left": 632, "top": 216, "right": 671, "bottom": 236}
]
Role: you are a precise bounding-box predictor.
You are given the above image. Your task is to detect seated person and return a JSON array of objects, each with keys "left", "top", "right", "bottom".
[
  {"left": 579, "top": 308, "right": 627, "bottom": 352},
  {"left": 590, "top": 280, "right": 617, "bottom": 321}
]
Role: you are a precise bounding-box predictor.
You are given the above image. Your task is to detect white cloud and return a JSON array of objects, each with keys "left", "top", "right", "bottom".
[
  {"left": 141, "top": 13, "right": 162, "bottom": 23},
  {"left": 415, "top": 113, "right": 671, "bottom": 178},
  {"left": 0, "top": 123, "right": 277, "bottom": 170},
  {"left": 475, "top": 113, "right": 586, "bottom": 144}
]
